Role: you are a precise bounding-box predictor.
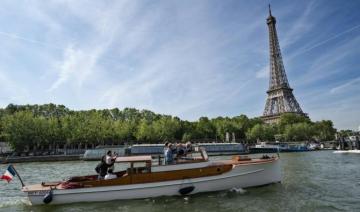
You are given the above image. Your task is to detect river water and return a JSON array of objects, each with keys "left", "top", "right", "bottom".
[{"left": 0, "top": 151, "right": 359, "bottom": 212}]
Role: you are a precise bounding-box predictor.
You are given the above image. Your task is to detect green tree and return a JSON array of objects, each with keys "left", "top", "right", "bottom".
[
  {"left": 153, "top": 116, "right": 181, "bottom": 142},
  {"left": 135, "top": 119, "right": 156, "bottom": 143},
  {"left": 313, "top": 120, "right": 336, "bottom": 141},
  {"left": 246, "top": 124, "right": 277, "bottom": 142},
  {"left": 231, "top": 115, "right": 251, "bottom": 140},
  {"left": 212, "top": 117, "right": 235, "bottom": 141},
  {"left": 283, "top": 122, "right": 314, "bottom": 141},
  {"left": 195, "top": 117, "right": 216, "bottom": 139},
  {"left": 0, "top": 103, "right": 342, "bottom": 149},
  {"left": 2, "top": 111, "right": 37, "bottom": 151},
  {"left": 278, "top": 113, "right": 311, "bottom": 131}
]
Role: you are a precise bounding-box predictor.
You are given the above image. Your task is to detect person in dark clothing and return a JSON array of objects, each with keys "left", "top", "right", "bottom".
[
  {"left": 176, "top": 142, "right": 192, "bottom": 159},
  {"left": 95, "top": 151, "right": 116, "bottom": 179},
  {"left": 95, "top": 155, "right": 108, "bottom": 179},
  {"left": 176, "top": 146, "right": 185, "bottom": 157}
]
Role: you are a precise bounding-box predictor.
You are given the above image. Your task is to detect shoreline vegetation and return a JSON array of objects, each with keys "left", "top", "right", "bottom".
[{"left": 0, "top": 103, "right": 337, "bottom": 154}]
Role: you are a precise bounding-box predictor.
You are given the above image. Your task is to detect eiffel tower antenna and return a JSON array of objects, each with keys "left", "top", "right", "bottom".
[
  {"left": 261, "top": 5, "right": 307, "bottom": 124},
  {"left": 268, "top": 4, "right": 272, "bottom": 16}
]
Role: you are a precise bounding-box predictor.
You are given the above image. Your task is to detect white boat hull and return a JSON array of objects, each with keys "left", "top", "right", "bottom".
[{"left": 26, "top": 158, "right": 281, "bottom": 205}]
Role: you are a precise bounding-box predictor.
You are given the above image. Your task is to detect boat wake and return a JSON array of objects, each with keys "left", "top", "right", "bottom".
[
  {"left": 183, "top": 196, "right": 190, "bottom": 203},
  {"left": 333, "top": 150, "right": 360, "bottom": 154},
  {"left": 230, "top": 187, "right": 247, "bottom": 194},
  {"left": 0, "top": 198, "right": 30, "bottom": 208}
]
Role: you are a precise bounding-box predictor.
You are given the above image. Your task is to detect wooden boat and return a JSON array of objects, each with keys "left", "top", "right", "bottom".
[{"left": 22, "top": 148, "right": 281, "bottom": 205}]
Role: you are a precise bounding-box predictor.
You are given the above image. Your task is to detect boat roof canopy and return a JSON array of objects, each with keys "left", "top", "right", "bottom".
[{"left": 115, "top": 155, "right": 152, "bottom": 163}]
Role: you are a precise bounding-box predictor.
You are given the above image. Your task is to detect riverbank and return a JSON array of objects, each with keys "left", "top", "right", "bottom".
[{"left": 1, "top": 155, "right": 81, "bottom": 164}]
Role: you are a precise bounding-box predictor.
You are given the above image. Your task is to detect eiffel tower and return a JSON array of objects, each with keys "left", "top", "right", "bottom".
[{"left": 261, "top": 5, "right": 306, "bottom": 124}]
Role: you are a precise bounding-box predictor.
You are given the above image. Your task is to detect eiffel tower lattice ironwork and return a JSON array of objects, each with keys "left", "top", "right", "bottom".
[{"left": 261, "top": 5, "right": 306, "bottom": 123}]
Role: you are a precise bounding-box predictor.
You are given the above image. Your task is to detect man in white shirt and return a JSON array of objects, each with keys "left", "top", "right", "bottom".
[{"left": 105, "top": 150, "right": 117, "bottom": 175}]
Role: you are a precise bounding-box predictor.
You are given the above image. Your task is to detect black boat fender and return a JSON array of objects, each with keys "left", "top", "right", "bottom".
[
  {"left": 43, "top": 189, "right": 53, "bottom": 204},
  {"left": 179, "top": 186, "right": 195, "bottom": 195},
  {"left": 179, "top": 178, "right": 195, "bottom": 195}
]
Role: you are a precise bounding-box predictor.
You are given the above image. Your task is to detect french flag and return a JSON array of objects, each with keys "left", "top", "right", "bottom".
[{"left": 0, "top": 165, "right": 17, "bottom": 183}]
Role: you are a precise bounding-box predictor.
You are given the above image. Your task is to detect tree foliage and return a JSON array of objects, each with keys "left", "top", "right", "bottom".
[
  {"left": 245, "top": 113, "right": 336, "bottom": 142},
  {"left": 0, "top": 104, "right": 338, "bottom": 151}
]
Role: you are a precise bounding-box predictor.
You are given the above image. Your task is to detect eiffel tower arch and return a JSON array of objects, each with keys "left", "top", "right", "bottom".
[{"left": 261, "top": 5, "right": 307, "bottom": 124}]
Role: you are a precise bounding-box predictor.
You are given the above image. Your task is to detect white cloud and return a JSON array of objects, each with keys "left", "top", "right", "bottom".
[
  {"left": 281, "top": 1, "right": 317, "bottom": 48},
  {"left": 330, "top": 77, "right": 360, "bottom": 94},
  {"left": 47, "top": 1, "right": 137, "bottom": 92},
  {"left": 291, "top": 23, "right": 360, "bottom": 60},
  {"left": 48, "top": 45, "right": 105, "bottom": 91},
  {"left": 294, "top": 36, "right": 360, "bottom": 86}
]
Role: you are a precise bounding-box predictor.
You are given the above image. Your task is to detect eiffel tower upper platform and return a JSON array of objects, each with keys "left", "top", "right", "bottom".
[{"left": 261, "top": 5, "right": 307, "bottom": 124}]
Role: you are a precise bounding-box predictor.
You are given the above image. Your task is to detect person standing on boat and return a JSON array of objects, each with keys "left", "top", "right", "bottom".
[
  {"left": 175, "top": 142, "right": 192, "bottom": 159},
  {"left": 95, "top": 154, "right": 108, "bottom": 179},
  {"left": 164, "top": 143, "right": 174, "bottom": 165},
  {"left": 96, "top": 150, "right": 117, "bottom": 179},
  {"left": 185, "top": 141, "right": 192, "bottom": 155},
  {"left": 105, "top": 150, "right": 117, "bottom": 173},
  {"left": 175, "top": 143, "right": 186, "bottom": 159},
  {"left": 164, "top": 142, "right": 169, "bottom": 153},
  {"left": 163, "top": 142, "right": 169, "bottom": 164}
]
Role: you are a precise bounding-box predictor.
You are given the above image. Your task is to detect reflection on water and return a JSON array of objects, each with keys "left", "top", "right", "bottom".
[{"left": 1, "top": 151, "right": 359, "bottom": 211}]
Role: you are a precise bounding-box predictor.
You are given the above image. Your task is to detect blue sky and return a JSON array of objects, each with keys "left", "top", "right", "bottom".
[{"left": 0, "top": 0, "right": 359, "bottom": 130}]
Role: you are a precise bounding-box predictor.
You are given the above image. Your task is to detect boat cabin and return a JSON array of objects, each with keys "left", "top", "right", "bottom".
[
  {"left": 115, "top": 146, "right": 209, "bottom": 174},
  {"left": 115, "top": 155, "right": 152, "bottom": 175}
]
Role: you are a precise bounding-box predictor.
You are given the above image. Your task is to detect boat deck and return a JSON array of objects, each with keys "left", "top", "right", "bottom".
[{"left": 23, "top": 182, "right": 62, "bottom": 191}]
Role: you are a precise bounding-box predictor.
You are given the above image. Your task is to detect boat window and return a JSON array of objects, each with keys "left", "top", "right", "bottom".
[
  {"left": 186, "top": 151, "right": 202, "bottom": 159},
  {"left": 127, "top": 162, "right": 151, "bottom": 174}
]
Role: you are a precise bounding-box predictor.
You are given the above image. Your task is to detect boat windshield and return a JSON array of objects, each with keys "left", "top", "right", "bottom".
[
  {"left": 115, "top": 155, "right": 152, "bottom": 174},
  {"left": 115, "top": 155, "right": 152, "bottom": 163},
  {"left": 200, "top": 148, "right": 208, "bottom": 161}
]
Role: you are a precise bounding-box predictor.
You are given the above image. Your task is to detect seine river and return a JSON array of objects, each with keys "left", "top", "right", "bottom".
[{"left": 1, "top": 151, "right": 359, "bottom": 212}]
